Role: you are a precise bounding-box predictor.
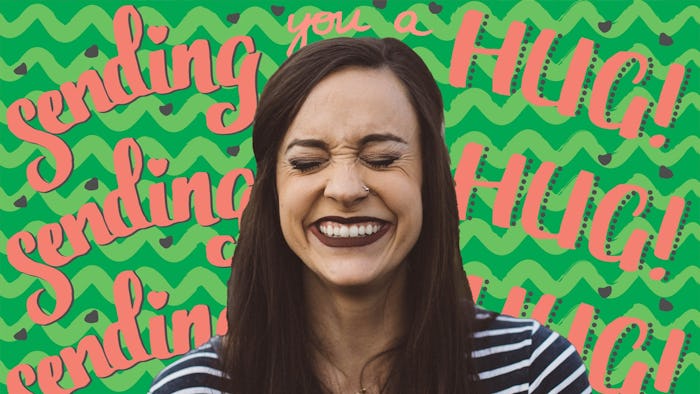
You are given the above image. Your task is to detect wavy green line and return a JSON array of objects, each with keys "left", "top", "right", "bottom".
[
  {"left": 2, "top": 296, "right": 227, "bottom": 353},
  {"left": 0, "top": 352, "right": 175, "bottom": 389},
  {"left": 457, "top": 218, "right": 698, "bottom": 256},
  {"left": 0, "top": 135, "right": 254, "bottom": 174},
  {"left": 2, "top": 195, "right": 696, "bottom": 255},
  {"left": 5, "top": 348, "right": 694, "bottom": 388},
  {"left": 449, "top": 131, "right": 700, "bottom": 170},
  {"left": 464, "top": 260, "right": 699, "bottom": 301},
  {"left": 1, "top": 88, "right": 697, "bottom": 145},
  {"left": 447, "top": 1, "right": 700, "bottom": 39},
  {"left": 99, "top": 226, "right": 231, "bottom": 263},
  {"left": 461, "top": 179, "right": 700, "bottom": 214},
  {"left": 417, "top": 46, "right": 699, "bottom": 87},
  {"left": 557, "top": 343, "right": 699, "bottom": 385},
  {"left": 2, "top": 3, "right": 698, "bottom": 87},
  {"left": 444, "top": 89, "right": 699, "bottom": 128},
  {"left": 0, "top": 316, "right": 227, "bottom": 387},
  {"left": 0, "top": 42, "right": 281, "bottom": 84},
  {"left": 0, "top": 164, "right": 253, "bottom": 214},
  {"left": 4, "top": 258, "right": 696, "bottom": 308},
  {"left": 0, "top": 265, "right": 227, "bottom": 334},
  {"left": 3, "top": 37, "right": 697, "bottom": 85},
  {"left": 0, "top": 5, "right": 291, "bottom": 44},
  {"left": 0, "top": 91, "right": 259, "bottom": 131},
  {"left": 1, "top": 1, "right": 697, "bottom": 391},
  {"left": 0, "top": 221, "right": 236, "bottom": 261},
  {"left": 5, "top": 126, "right": 697, "bottom": 213},
  {"left": 541, "top": 301, "right": 699, "bottom": 342},
  {"left": 0, "top": 308, "right": 200, "bottom": 347},
  {"left": 2, "top": 282, "right": 696, "bottom": 348},
  {"left": 1, "top": 185, "right": 696, "bottom": 253},
  {"left": 3, "top": 128, "right": 697, "bottom": 179},
  {"left": 603, "top": 348, "right": 698, "bottom": 385},
  {"left": 2, "top": 2, "right": 698, "bottom": 44},
  {"left": 0, "top": 265, "right": 226, "bottom": 306}
]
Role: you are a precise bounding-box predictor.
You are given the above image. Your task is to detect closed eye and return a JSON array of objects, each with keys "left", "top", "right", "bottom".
[
  {"left": 362, "top": 155, "right": 399, "bottom": 169},
  {"left": 289, "top": 159, "right": 325, "bottom": 173}
]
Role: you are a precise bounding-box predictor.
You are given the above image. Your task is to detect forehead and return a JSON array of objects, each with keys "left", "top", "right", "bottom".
[{"left": 281, "top": 67, "right": 420, "bottom": 148}]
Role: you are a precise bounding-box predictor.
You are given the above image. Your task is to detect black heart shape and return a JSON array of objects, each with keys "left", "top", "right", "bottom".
[
  {"left": 598, "top": 286, "right": 612, "bottom": 298},
  {"left": 14, "top": 328, "right": 27, "bottom": 341},
  {"left": 659, "top": 165, "right": 673, "bottom": 178},
  {"left": 85, "top": 177, "right": 99, "bottom": 190},
  {"left": 429, "top": 2, "right": 442, "bottom": 14},
  {"left": 597, "top": 153, "right": 612, "bottom": 165},
  {"left": 159, "top": 235, "right": 173, "bottom": 248},
  {"left": 85, "top": 309, "right": 99, "bottom": 323},
  {"left": 271, "top": 5, "right": 285, "bottom": 16},
  {"left": 14, "top": 63, "right": 27, "bottom": 75},
  {"left": 159, "top": 103, "right": 173, "bottom": 115},
  {"left": 226, "top": 146, "right": 240, "bottom": 156},
  {"left": 659, "top": 298, "right": 673, "bottom": 311},
  {"left": 227, "top": 13, "right": 240, "bottom": 24},
  {"left": 14, "top": 195, "right": 27, "bottom": 208},
  {"left": 84, "top": 44, "right": 99, "bottom": 58},
  {"left": 597, "top": 21, "right": 612, "bottom": 33},
  {"left": 659, "top": 33, "right": 673, "bottom": 46},
  {"left": 373, "top": 0, "right": 387, "bottom": 9}
]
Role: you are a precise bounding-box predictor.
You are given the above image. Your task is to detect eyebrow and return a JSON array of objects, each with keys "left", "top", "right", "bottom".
[
  {"left": 284, "top": 138, "right": 328, "bottom": 153},
  {"left": 358, "top": 133, "right": 408, "bottom": 146},
  {"left": 285, "top": 133, "right": 408, "bottom": 153}
]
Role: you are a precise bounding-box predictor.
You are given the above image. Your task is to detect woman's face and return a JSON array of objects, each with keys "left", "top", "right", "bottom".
[{"left": 276, "top": 67, "right": 423, "bottom": 291}]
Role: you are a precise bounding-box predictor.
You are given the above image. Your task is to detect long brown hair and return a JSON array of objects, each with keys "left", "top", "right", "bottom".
[{"left": 220, "top": 37, "right": 480, "bottom": 393}]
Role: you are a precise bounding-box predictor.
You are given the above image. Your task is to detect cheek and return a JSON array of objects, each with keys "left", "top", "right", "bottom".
[
  {"left": 277, "top": 181, "right": 310, "bottom": 236},
  {"left": 407, "top": 196, "right": 423, "bottom": 230},
  {"left": 277, "top": 198, "right": 303, "bottom": 253},
  {"left": 276, "top": 179, "right": 295, "bottom": 234},
  {"left": 383, "top": 181, "right": 422, "bottom": 224},
  {"left": 403, "top": 181, "right": 423, "bottom": 234}
]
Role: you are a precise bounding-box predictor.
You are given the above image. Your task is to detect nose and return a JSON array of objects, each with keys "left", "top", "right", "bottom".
[{"left": 323, "top": 162, "right": 368, "bottom": 206}]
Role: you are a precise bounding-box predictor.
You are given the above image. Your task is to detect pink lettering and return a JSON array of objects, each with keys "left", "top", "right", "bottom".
[
  {"left": 286, "top": 10, "right": 370, "bottom": 55},
  {"left": 394, "top": 11, "right": 432, "bottom": 36},
  {"left": 8, "top": 6, "right": 261, "bottom": 191}
]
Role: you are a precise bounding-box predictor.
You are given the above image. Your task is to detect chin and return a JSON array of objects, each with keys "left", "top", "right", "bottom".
[
  {"left": 321, "top": 270, "right": 380, "bottom": 289},
  {"left": 315, "top": 260, "right": 404, "bottom": 291}
]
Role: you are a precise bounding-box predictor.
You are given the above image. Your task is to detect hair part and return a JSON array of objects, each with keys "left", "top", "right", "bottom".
[{"left": 220, "top": 37, "right": 480, "bottom": 393}]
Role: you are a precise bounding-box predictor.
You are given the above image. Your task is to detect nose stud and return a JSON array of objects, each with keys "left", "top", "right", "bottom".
[{"left": 362, "top": 185, "right": 370, "bottom": 193}]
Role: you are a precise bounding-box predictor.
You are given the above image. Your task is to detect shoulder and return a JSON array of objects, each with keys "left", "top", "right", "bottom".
[
  {"left": 472, "top": 310, "right": 591, "bottom": 394},
  {"left": 149, "top": 336, "right": 226, "bottom": 394}
]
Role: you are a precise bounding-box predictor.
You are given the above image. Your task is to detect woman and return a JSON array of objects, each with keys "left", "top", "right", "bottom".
[{"left": 150, "top": 37, "right": 591, "bottom": 393}]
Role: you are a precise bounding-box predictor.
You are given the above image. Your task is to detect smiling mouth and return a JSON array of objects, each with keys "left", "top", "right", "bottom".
[{"left": 310, "top": 217, "right": 390, "bottom": 247}]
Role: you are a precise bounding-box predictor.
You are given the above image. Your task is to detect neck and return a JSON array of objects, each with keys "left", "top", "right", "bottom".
[{"left": 304, "top": 265, "right": 408, "bottom": 393}]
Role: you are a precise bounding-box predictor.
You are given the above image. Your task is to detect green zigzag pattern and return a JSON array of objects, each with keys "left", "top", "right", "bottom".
[
  {"left": 2, "top": 42, "right": 697, "bottom": 84},
  {"left": 3, "top": 261, "right": 698, "bottom": 319},
  {"left": 2, "top": 89, "right": 696, "bottom": 130},
  {"left": 2, "top": 2, "right": 698, "bottom": 42},
  {"left": 2, "top": 1, "right": 698, "bottom": 392}
]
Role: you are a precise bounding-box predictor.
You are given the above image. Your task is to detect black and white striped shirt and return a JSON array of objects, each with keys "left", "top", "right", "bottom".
[{"left": 149, "top": 313, "right": 591, "bottom": 393}]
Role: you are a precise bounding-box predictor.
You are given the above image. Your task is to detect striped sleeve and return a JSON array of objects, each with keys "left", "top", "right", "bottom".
[
  {"left": 472, "top": 314, "right": 533, "bottom": 393},
  {"left": 471, "top": 312, "right": 591, "bottom": 393},
  {"left": 528, "top": 321, "right": 590, "bottom": 394},
  {"left": 149, "top": 337, "right": 226, "bottom": 394},
  {"left": 149, "top": 314, "right": 591, "bottom": 393}
]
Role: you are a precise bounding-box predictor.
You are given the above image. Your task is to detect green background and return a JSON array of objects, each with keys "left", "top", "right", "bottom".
[{"left": 1, "top": 1, "right": 698, "bottom": 392}]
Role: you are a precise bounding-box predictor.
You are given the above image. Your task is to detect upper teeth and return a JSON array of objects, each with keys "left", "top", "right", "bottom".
[{"left": 319, "top": 222, "right": 382, "bottom": 238}]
